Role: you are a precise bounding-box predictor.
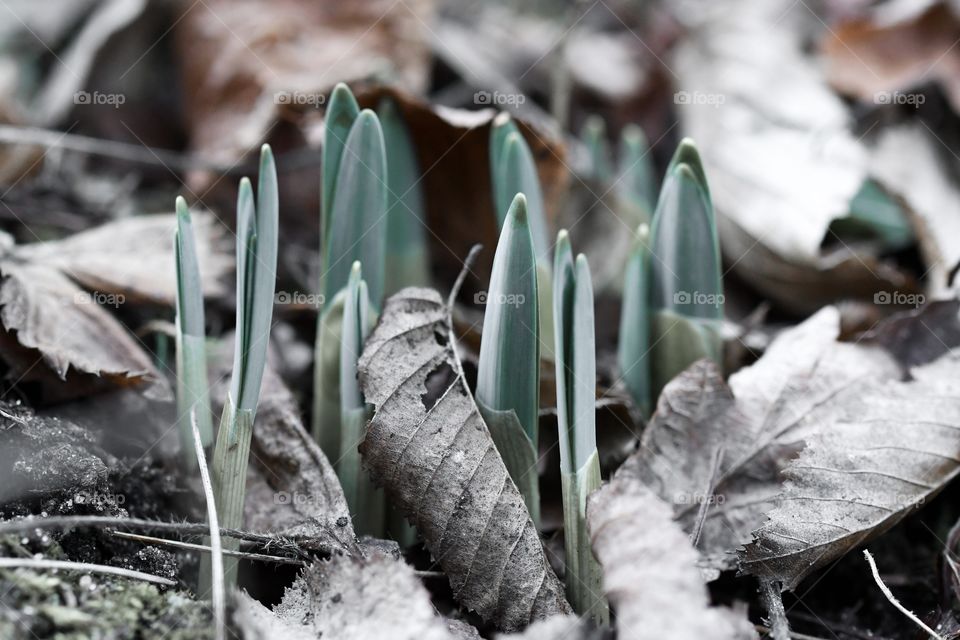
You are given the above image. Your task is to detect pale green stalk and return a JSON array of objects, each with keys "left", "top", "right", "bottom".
[
  {"left": 553, "top": 230, "right": 607, "bottom": 624},
  {"left": 476, "top": 194, "right": 541, "bottom": 526},
  {"left": 379, "top": 96, "right": 430, "bottom": 294},
  {"left": 337, "top": 262, "right": 384, "bottom": 535},
  {"left": 617, "top": 224, "right": 651, "bottom": 417},
  {"left": 489, "top": 114, "right": 553, "bottom": 360},
  {"left": 204, "top": 144, "right": 278, "bottom": 588},
  {"left": 616, "top": 124, "right": 656, "bottom": 223},
  {"left": 648, "top": 139, "right": 722, "bottom": 400},
  {"left": 580, "top": 115, "right": 612, "bottom": 182},
  {"left": 174, "top": 196, "right": 212, "bottom": 465}
]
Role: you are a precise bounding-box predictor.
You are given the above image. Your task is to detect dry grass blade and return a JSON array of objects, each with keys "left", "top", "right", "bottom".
[
  {"left": 191, "top": 409, "right": 225, "bottom": 640},
  {"left": 0, "top": 558, "right": 175, "bottom": 586}
]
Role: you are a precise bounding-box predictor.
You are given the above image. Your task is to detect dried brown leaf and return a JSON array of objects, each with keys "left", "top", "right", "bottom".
[{"left": 357, "top": 287, "right": 570, "bottom": 631}]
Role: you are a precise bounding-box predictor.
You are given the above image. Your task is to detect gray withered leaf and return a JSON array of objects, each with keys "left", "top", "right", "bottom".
[
  {"left": 232, "top": 552, "right": 457, "bottom": 640},
  {"left": 631, "top": 307, "right": 898, "bottom": 572},
  {"left": 357, "top": 287, "right": 570, "bottom": 632},
  {"left": 587, "top": 470, "right": 756, "bottom": 640},
  {"left": 742, "top": 311, "right": 960, "bottom": 588}
]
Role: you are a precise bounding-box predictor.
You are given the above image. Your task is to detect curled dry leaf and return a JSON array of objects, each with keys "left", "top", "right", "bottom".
[
  {"left": 357, "top": 287, "right": 570, "bottom": 631},
  {"left": 587, "top": 469, "right": 756, "bottom": 640},
  {"left": 671, "top": 0, "right": 916, "bottom": 312},
  {"left": 233, "top": 552, "right": 457, "bottom": 640},
  {"left": 0, "top": 213, "right": 230, "bottom": 401}
]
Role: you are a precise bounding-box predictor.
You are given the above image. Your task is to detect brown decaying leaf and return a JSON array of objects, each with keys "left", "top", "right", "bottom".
[
  {"left": 357, "top": 287, "right": 570, "bottom": 632},
  {"left": 820, "top": 2, "right": 960, "bottom": 113},
  {"left": 587, "top": 469, "right": 756, "bottom": 640},
  {"left": 209, "top": 341, "right": 354, "bottom": 553},
  {"left": 629, "top": 307, "right": 899, "bottom": 572},
  {"left": 670, "top": 0, "right": 916, "bottom": 313},
  {"left": 174, "top": 0, "right": 434, "bottom": 164}
]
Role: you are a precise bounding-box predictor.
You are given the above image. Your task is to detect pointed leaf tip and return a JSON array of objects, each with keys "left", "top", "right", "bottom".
[{"left": 508, "top": 192, "right": 528, "bottom": 224}]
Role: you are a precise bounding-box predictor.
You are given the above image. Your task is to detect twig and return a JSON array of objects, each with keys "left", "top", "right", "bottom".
[
  {"left": 753, "top": 624, "right": 829, "bottom": 640},
  {"left": 0, "top": 516, "right": 314, "bottom": 558},
  {"left": 109, "top": 532, "right": 305, "bottom": 566},
  {"left": 0, "top": 557, "right": 175, "bottom": 586},
  {"left": 864, "top": 549, "right": 944, "bottom": 640},
  {"left": 691, "top": 446, "right": 724, "bottom": 547},
  {"left": 447, "top": 244, "right": 483, "bottom": 311},
  {"left": 759, "top": 580, "right": 790, "bottom": 640},
  {"left": 192, "top": 410, "right": 225, "bottom": 640}
]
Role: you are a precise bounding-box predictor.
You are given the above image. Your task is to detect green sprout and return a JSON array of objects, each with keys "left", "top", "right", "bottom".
[
  {"left": 202, "top": 144, "right": 278, "bottom": 588},
  {"left": 648, "top": 138, "right": 723, "bottom": 401},
  {"left": 174, "top": 197, "right": 213, "bottom": 466},
  {"left": 617, "top": 224, "right": 652, "bottom": 418},
  {"left": 553, "top": 230, "right": 608, "bottom": 624},
  {"left": 476, "top": 193, "right": 541, "bottom": 526},
  {"left": 489, "top": 113, "right": 553, "bottom": 359},
  {"left": 616, "top": 124, "right": 656, "bottom": 223},
  {"left": 313, "top": 92, "right": 387, "bottom": 453},
  {"left": 378, "top": 96, "right": 430, "bottom": 295},
  {"left": 580, "top": 115, "right": 613, "bottom": 182}
]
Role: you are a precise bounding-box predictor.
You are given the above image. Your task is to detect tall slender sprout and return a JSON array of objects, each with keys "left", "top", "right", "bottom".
[
  {"left": 203, "top": 144, "right": 278, "bottom": 588},
  {"left": 314, "top": 101, "right": 387, "bottom": 456},
  {"left": 580, "top": 115, "right": 612, "bottom": 183},
  {"left": 617, "top": 225, "right": 652, "bottom": 417},
  {"left": 476, "top": 193, "right": 541, "bottom": 526},
  {"left": 553, "top": 230, "right": 608, "bottom": 625},
  {"left": 174, "top": 197, "right": 212, "bottom": 465},
  {"left": 337, "top": 262, "right": 384, "bottom": 534},
  {"left": 489, "top": 113, "right": 553, "bottom": 360},
  {"left": 648, "top": 138, "right": 723, "bottom": 400},
  {"left": 379, "top": 96, "right": 430, "bottom": 295},
  {"left": 616, "top": 124, "right": 656, "bottom": 223}
]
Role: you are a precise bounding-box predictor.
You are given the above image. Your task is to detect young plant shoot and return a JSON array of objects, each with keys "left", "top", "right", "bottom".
[
  {"left": 337, "top": 261, "right": 384, "bottom": 534},
  {"left": 617, "top": 224, "right": 652, "bottom": 418},
  {"left": 616, "top": 124, "right": 657, "bottom": 224},
  {"left": 648, "top": 138, "right": 723, "bottom": 401},
  {"left": 489, "top": 113, "right": 553, "bottom": 359},
  {"left": 174, "top": 197, "right": 212, "bottom": 465},
  {"left": 553, "top": 230, "right": 608, "bottom": 624},
  {"left": 476, "top": 193, "right": 541, "bottom": 526},
  {"left": 378, "top": 96, "right": 430, "bottom": 294},
  {"left": 580, "top": 115, "right": 613, "bottom": 183},
  {"left": 314, "top": 100, "right": 387, "bottom": 456},
  {"left": 204, "top": 144, "right": 278, "bottom": 588}
]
